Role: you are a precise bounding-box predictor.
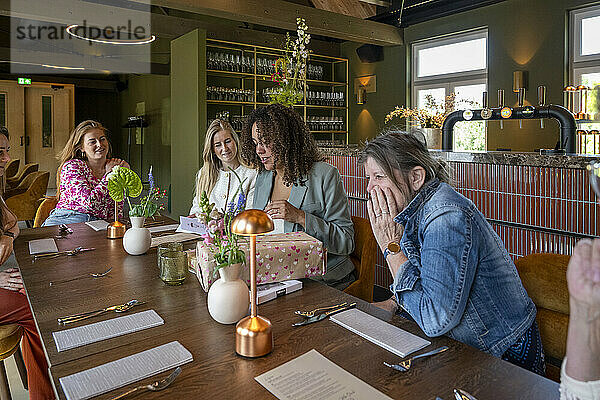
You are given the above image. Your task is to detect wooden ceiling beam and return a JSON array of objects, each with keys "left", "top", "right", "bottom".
[
  {"left": 311, "top": 0, "right": 377, "bottom": 19},
  {"left": 126, "top": 0, "right": 403, "bottom": 45}
]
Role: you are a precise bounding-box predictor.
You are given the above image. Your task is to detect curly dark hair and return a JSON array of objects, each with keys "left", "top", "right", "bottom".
[{"left": 240, "top": 104, "right": 325, "bottom": 185}]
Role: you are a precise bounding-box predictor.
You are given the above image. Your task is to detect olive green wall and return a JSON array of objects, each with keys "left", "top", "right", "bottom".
[
  {"left": 119, "top": 75, "right": 171, "bottom": 213},
  {"left": 343, "top": 0, "right": 596, "bottom": 150},
  {"left": 170, "top": 29, "right": 207, "bottom": 218}
]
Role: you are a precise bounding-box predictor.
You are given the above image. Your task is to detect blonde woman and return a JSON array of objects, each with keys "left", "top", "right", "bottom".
[
  {"left": 42, "top": 120, "right": 129, "bottom": 226},
  {"left": 190, "top": 119, "right": 256, "bottom": 215}
]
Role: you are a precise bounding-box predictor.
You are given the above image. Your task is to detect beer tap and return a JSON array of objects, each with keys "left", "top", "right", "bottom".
[
  {"left": 517, "top": 87, "right": 526, "bottom": 129},
  {"left": 538, "top": 86, "right": 546, "bottom": 128},
  {"left": 480, "top": 91, "right": 492, "bottom": 129},
  {"left": 498, "top": 89, "right": 505, "bottom": 129}
]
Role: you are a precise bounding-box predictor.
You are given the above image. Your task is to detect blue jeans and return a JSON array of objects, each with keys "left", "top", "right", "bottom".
[{"left": 41, "top": 208, "right": 99, "bottom": 227}]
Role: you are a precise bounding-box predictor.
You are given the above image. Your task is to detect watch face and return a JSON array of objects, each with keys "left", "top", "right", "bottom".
[
  {"left": 480, "top": 108, "right": 493, "bottom": 119},
  {"left": 462, "top": 110, "right": 473, "bottom": 120},
  {"left": 500, "top": 107, "right": 513, "bottom": 119},
  {"left": 387, "top": 241, "right": 401, "bottom": 253}
]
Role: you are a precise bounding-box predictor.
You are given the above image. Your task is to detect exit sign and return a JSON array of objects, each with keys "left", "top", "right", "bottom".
[{"left": 17, "top": 78, "right": 31, "bottom": 85}]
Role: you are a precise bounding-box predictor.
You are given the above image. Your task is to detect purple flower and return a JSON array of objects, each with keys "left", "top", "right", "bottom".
[
  {"left": 236, "top": 193, "right": 246, "bottom": 213},
  {"left": 148, "top": 166, "right": 155, "bottom": 192}
]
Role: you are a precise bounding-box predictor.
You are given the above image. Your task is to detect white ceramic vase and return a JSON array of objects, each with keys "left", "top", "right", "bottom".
[
  {"left": 207, "top": 263, "right": 249, "bottom": 324},
  {"left": 123, "top": 216, "right": 152, "bottom": 255}
]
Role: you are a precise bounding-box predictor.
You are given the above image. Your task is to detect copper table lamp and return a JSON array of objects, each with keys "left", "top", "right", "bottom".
[
  {"left": 231, "top": 209, "right": 274, "bottom": 357},
  {"left": 107, "top": 200, "right": 126, "bottom": 239}
]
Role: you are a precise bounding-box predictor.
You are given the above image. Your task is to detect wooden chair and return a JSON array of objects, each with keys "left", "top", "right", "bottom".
[
  {"left": 5, "top": 171, "right": 50, "bottom": 227},
  {"left": 515, "top": 253, "right": 570, "bottom": 382},
  {"left": 4, "top": 160, "right": 19, "bottom": 180},
  {"left": 6, "top": 164, "right": 38, "bottom": 189},
  {"left": 33, "top": 197, "right": 59, "bottom": 228},
  {"left": 344, "top": 216, "right": 377, "bottom": 302},
  {"left": 0, "top": 325, "right": 28, "bottom": 400}
]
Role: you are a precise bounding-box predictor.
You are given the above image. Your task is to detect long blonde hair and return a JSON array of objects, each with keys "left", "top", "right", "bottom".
[
  {"left": 193, "top": 119, "right": 243, "bottom": 207},
  {"left": 56, "top": 120, "right": 112, "bottom": 197}
]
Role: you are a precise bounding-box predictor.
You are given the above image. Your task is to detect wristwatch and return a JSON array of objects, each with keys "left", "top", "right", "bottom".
[
  {"left": 2, "top": 231, "right": 15, "bottom": 239},
  {"left": 383, "top": 241, "right": 400, "bottom": 260}
]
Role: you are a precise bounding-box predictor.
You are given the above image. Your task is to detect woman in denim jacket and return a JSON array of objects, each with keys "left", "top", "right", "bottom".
[{"left": 361, "top": 131, "right": 544, "bottom": 375}]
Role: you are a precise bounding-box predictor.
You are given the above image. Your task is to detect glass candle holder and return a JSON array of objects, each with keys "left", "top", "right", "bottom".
[{"left": 159, "top": 250, "right": 187, "bottom": 285}]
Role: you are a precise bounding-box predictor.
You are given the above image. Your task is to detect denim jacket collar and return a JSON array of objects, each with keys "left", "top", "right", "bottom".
[{"left": 395, "top": 178, "right": 441, "bottom": 225}]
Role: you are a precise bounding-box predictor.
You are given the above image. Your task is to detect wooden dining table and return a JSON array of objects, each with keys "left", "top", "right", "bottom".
[{"left": 14, "top": 218, "right": 559, "bottom": 400}]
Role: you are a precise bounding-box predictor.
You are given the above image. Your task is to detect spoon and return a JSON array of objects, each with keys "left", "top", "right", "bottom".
[
  {"left": 49, "top": 267, "right": 112, "bottom": 286},
  {"left": 109, "top": 367, "right": 182, "bottom": 400}
]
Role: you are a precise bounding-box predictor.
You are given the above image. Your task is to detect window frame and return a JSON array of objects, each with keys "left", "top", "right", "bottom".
[
  {"left": 571, "top": 4, "right": 600, "bottom": 64},
  {"left": 412, "top": 29, "right": 488, "bottom": 85},
  {"left": 411, "top": 29, "right": 489, "bottom": 151}
]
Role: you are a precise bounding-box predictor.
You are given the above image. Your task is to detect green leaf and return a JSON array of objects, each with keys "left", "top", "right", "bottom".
[{"left": 107, "top": 167, "right": 143, "bottom": 202}]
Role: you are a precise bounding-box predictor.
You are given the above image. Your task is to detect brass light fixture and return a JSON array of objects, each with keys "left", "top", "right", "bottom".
[
  {"left": 231, "top": 209, "right": 274, "bottom": 358},
  {"left": 107, "top": 201, "right": 126, "bottom": 239},
  {"left": 356, "top": 87, "right": 366, "bottom": 105},
  {"left": 513, "top": 70, "right": 528, "bottom": 93}
]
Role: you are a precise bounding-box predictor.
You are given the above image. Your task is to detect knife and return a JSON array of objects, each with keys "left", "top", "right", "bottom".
[
  {"left": 292, "top": 302, "right": 356, "bottom": 326},
  {"left": 454, "top": 389, "right": 478, "bottom": 400}
]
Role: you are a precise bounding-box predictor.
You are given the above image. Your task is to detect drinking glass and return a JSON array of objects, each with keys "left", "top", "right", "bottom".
[
  {"left": 159, "top": 250, "right": 187, "bottom": 285},
  {"left": 157, "top": 242, "right": 183, "bottom": 263}
]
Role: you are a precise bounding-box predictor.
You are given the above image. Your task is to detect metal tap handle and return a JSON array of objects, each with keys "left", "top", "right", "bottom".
[
  {"left": 518, "top": 87, "right": 526, "bottom": 107},
  {"left": 498, "top": 89, "right": 505, "bottom": 129},
  {"left": 482, "top": 91, "right": 488, "bottom": 108},
  {"left": 538, "top": 85, "right": 546, "bottom": 106},
  {"left": 497, "top": 89, "right": 505, "bottom": 107}
]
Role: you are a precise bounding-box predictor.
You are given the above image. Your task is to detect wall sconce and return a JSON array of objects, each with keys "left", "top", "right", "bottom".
[
  {"left": 513, "top": 70, "right": 528, "bottom": 92},
  {"left": 357, "top": 87, "right": 366, "bottom": 104},
  {"left": 354, "top": 75, "right": 376, "bottom": 105}
]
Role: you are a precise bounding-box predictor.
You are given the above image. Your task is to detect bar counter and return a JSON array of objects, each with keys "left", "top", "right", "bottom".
[{"left": 320, "top": 145, "right": 599, "bottom": 287}]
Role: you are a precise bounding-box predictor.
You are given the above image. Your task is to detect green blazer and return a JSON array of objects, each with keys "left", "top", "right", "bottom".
[{"left": 253, "top": 162, "right": 355, "bottom": 284}]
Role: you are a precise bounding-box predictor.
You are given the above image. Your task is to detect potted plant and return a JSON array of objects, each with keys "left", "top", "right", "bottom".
[
  {"left": 385, "top": 93, "right": 470, "bottom": 149},
  {"left": 270, "top": 18, "right": 311, "bottom": 107},
  {"left": 197, "top": 170, "right": 250, "bottom": 324},
  {"left": 108, "top": 166, "right": 167, "bottom": 255}
]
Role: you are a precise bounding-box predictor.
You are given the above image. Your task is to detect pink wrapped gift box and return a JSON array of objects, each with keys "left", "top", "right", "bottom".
[{"left": 195, "top": 231, "right": 325, "bottom": 292}]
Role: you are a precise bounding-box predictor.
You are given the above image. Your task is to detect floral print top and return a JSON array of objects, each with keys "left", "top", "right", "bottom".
[{"left": 55, "top": 159, "right": 121, "bottom": 220}]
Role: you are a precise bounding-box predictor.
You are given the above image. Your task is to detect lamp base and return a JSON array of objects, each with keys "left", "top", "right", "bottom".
[
  {"left": 107, "top": 221, "right": 126, "bottom": 239},
  {"left": 235, "top": 315, "right": 273, "bottom": 358}
]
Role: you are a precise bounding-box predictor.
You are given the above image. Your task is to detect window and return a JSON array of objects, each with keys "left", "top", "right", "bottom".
[
  {"left": 571, "top": 5, "right": 600, "bottom": 153},
  {"left": 412, "top": 30, "right": 488, "bottom": 151}
]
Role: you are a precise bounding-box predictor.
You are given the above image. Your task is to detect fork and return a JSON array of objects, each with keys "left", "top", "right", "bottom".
[
  {"left": 109, "top": 367, "right": 181, "bottom": 400},
  {"left": 49, "top": 267, "right": 112, "bottom": 286},
  {"left": 383, "top": 346, "right": 449, "bottom": 372},
  {"left": 295, "top": 302, "right": 348, "bottom": 318}
]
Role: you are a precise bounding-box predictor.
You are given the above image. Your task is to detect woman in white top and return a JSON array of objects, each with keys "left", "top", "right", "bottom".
[
  {"left": 190, "top": 119, "right": 256, "bottom": 215},
  {"left": 560, "top": 238, "right": 600, "bottom": 400}
]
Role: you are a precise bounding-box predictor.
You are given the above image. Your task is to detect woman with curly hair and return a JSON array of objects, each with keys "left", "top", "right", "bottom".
[{"left": 240, "top": 104, "right": 355, "bottom": 289}]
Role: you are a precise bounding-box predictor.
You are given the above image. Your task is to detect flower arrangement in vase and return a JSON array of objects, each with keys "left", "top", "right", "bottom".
[
  {"left": 269, "top": 18, "right": 311, "bottom": 107},
  {"left": 107, "top": 166, "right": 167, "bottom": 255},
  {"left": 196, "top": 169, "right": 250, "bottom": 324}
]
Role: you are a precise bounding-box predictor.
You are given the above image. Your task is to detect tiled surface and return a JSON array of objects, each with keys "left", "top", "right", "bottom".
[{"left": 328, "top": 155, "right": 592, "bottom": 288}]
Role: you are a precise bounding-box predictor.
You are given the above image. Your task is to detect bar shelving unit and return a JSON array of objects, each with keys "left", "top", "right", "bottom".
[{"left": 206, "top": 38, "right": 349, "bottom": 144}]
